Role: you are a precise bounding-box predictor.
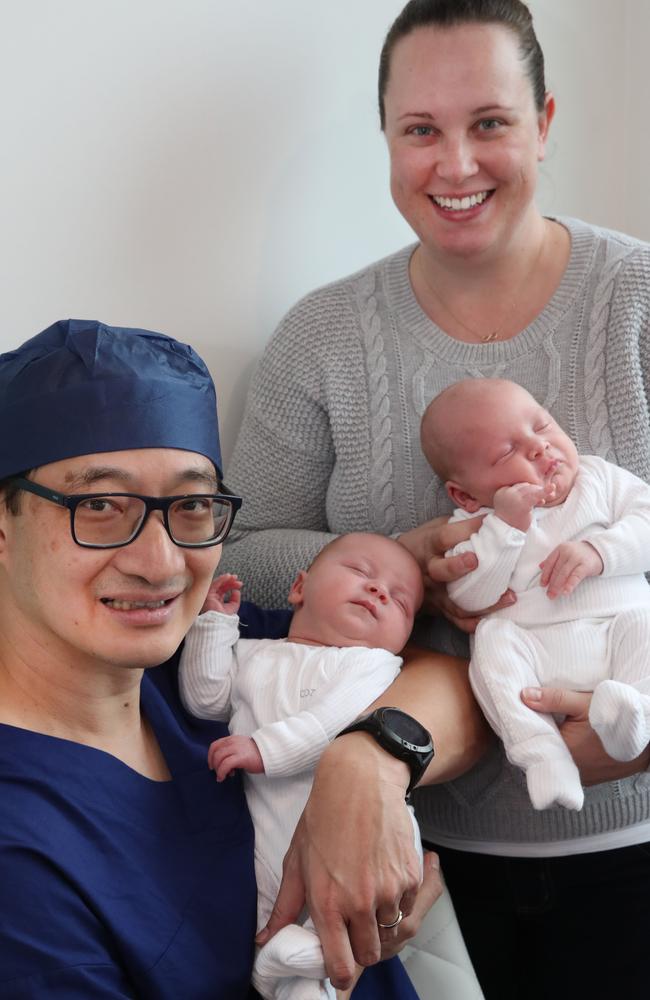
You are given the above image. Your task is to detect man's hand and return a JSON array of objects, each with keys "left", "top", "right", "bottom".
[
  {"left": 521, "top": 686, "right": 650, "bottom": 784},
  {"left": 399, "top": 515, "right": 515, "bottom": 630},
  {"left": 255, "top": 735, "right": 424, "bottom": 991},
  {"left": 327, "top": 853, "right": 443, "bottom": 1000},
  {"left": 493, "top": 481, "right": 554, "bottom": 532},
  {"left": 375, "top": 851, "right": 442, "bottom": 959},
  {"left": 207, "top": 734, "right": 264, "bottom": 780},
  {"left": 201, "top": 573, "right": 242, "bottom": 615},
  {"left": 539, "top": 541, "right": 604, "bottom": 599}
]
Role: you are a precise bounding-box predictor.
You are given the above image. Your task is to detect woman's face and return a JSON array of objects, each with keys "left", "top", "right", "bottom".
[{"left": 383, "top": 23, "right": 553, "bottom": 262}]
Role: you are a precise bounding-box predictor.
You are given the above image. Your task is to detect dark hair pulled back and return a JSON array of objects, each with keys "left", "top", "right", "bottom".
[{"left": 378, "top": 0, "right": 546, "bottom": 129}]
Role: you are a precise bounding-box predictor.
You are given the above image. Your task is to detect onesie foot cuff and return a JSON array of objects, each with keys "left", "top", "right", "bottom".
[
  {"left": 590, "top": 680, "right": 650, "bottom": 761},
  {"left": 526, "top": 758, "right": 584, "bottom": 811},
  {"left": 254, "top": 924, "right": 332, "bottom": 999}
]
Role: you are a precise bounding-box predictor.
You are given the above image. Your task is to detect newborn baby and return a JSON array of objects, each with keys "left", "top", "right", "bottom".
[{"left": 421, "top": 378, "right": 650, "bottom": 811}]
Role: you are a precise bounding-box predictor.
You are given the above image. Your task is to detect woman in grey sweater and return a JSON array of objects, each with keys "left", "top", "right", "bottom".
[{"left": 222, "top": 1, "right": 650, "bottom": 997}]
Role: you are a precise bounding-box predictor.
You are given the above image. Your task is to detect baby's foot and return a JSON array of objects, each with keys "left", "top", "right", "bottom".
[
  {"left": 255, "top": 923, "right": 326, "bottom": 984},
  {"left": 526, "top": 758, "right": 584, "bottom": 811},
  {"left": 590, "top": 680, "right": 650, "bottom": 761}
]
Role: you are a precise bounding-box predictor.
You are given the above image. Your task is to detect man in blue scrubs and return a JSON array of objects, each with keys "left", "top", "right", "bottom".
[{"left": 0, "top": 319, "right": 427, "bottom": 999}]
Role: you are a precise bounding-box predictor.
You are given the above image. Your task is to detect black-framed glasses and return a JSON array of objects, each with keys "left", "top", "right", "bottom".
[{"left": 10, "top": 476, "right": 242, "bottom": 549}]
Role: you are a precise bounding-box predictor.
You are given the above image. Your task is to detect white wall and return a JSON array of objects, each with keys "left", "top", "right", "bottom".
[
  {"left": 533, "top": 0, "right": 625, "bottom": 227},
  {"left": 1, "top": 1, "right": 647, "bottom": 462},
  {"left": 622, "top": 0, "right": 650, "bottom": 240}
]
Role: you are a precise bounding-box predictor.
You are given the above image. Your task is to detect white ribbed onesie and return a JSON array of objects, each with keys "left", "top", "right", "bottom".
[
  {"left": 179, "top": 611, "right": 421, "bottom": 1000},
  {"left": 447, "top": 456, "right": 650, "bottom": 812}
]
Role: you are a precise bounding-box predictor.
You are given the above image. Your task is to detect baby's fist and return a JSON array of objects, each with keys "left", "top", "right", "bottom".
[
  {"left": 201, "top": 573, "right": 243, "bottom": 615},
  {"left": 540, "top": 541, "right": 604, "bottom": 599},
  {"left": 208, "top": 735, "right": 265, "bottom": 780},
  {"left": 494, "top": 482, "right": 547, "bottom": 532}
]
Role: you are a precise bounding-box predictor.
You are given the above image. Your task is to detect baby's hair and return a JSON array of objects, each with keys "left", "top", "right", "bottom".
[
  {"left": 421, "top": 378, "right": 522, "bottom": 480},
  {"left": 309, "top": 531, "right": 411, "bottom": 565},
  {"left": 420, "top": 391, "right": 457, "bottom": 481},
  {"left": 306, "top": 534, "right": 349, "bottom": 571},
  {"left": 420, "top": 381, "right": 492, "bottom": 480},
  {"left": 306, "top": 532, "right": 424, "bottom": 611}
]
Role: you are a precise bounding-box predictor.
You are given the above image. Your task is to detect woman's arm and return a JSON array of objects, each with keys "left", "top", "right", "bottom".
[{"left": 371, "top": 645, "right": 493, "bottom": 784}]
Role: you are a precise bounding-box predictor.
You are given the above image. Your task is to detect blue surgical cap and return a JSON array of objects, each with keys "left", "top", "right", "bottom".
[{"left": 0, "top": 319, "right": 222, "bottom": 479}]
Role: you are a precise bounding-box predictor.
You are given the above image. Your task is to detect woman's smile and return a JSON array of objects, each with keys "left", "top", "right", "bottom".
[{"left": 384, "top": 23, "right": 552, "bottom": 260}]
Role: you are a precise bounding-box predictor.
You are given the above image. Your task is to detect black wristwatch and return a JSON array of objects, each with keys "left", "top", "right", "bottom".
[{"left": 337, "top": 707, "right": 434, "bottom": 797}]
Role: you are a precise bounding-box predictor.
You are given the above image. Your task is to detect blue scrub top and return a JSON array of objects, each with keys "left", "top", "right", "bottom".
[
  {"left": 0, "top": 605, "right": 418, "bottom": 999},
  {"left": 0, "top": 657, "right": 257, "bottom": 998}
]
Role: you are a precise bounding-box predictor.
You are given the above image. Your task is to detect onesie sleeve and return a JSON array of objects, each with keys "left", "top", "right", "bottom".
[
  {"left": 178, "top": 611, "right": 240, "bottom": 721},
  {"left": 585, "top": 459, "right": 650, "bottom": 577},
  {"left": 447, "top": 512, "right": 526, "bottom": 612},
  {"left": 253, "top": 648, "right": 402, "bottom": 777}
]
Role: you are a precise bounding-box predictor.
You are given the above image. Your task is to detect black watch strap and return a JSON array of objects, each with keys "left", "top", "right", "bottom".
[{"left": 337, "top": 707, "right": 434, "bottom": 797}]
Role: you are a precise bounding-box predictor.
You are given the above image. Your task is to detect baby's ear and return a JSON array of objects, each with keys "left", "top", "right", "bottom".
[
  {"left": 446, "top": 481, "right": 482, "bottom": 514},
  {"left": 287, "top": 570, "right": 308, "bottom": 607}
]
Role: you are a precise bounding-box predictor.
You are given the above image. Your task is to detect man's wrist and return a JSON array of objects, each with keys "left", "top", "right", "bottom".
[
  {"left": 336, "top": 708, "right": 434, "bottom": 795},
  {"left": 324, "top": 731, "right": 411, "bottom": 794}
]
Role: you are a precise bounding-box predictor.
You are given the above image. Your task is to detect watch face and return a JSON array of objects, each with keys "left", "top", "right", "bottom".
[{"left": 382, "top": 708, "right": 430, "bottom": 749}]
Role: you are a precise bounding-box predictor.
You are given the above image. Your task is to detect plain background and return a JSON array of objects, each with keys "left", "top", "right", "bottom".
[{"left": 2, "top": 0, "right": 648, "bottom": 462}]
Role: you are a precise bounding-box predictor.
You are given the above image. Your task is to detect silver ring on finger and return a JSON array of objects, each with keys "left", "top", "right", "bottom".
[{"left": 377, "top": 909, "right": 403, "bottom": 930}]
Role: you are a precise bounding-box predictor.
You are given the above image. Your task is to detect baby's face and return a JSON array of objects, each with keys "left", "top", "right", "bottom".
[
  {"left": 449, "top": 384, "right": 579, "bottom": 509},
  {"left": 291, "top": 534, "right": 423, "bottom": 653}
]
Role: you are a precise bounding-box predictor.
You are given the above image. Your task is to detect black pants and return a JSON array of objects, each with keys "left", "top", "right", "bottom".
[{"left": 426, "top": 841, "right": 650, "bottom": 1000}]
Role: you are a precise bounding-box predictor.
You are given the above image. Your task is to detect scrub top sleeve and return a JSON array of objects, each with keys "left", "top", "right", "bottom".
[{"left": 238, "top": 601, "right": 293, "bottom": 639}]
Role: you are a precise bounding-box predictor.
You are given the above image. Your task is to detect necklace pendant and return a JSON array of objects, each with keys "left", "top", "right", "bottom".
[{"left": 481, "top": 330, "right": 499, "bottom": 343}]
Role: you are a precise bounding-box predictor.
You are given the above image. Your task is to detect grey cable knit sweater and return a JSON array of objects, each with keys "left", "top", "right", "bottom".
[{"left": 222, "top": 216, "right": 650, "bottom": 845}]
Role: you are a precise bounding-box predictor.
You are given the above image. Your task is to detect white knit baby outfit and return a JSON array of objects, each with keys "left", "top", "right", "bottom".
[
  {"left": 448, "top": 456, "right": 650, "bottom": 811},
  {"left": 179, "top": 612, "right": 422, "bottom": 999}
]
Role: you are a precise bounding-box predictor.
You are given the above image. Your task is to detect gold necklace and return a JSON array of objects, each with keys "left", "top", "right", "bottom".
[{"left": 420, "top": 235, "right": 546, "bottom": 343}]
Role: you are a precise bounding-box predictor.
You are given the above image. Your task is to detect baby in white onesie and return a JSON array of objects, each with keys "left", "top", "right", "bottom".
[
  {"left": 179, "top": 532, "right": 424, "bottom": 1000},
  {"left": 421, "top": 378, "right": 650, "bottom": 812}
]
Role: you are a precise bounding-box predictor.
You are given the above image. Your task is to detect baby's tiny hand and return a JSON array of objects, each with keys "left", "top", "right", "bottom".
[
  {"left": 208, "top": 734, "right": 265, "bottom": 781},
  {"left": 493, "top": 482, "right": 547, "bottom": 532},
  {"left": 539, "top": 541, "right": 604, "bottom": 599},
  {"left": 201, "top": 573, "right": 243, "bottom": 615}
]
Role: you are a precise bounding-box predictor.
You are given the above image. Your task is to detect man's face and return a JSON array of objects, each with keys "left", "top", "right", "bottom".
[{"left": 0, "top": 448, "right": 223, "bottom": 674}]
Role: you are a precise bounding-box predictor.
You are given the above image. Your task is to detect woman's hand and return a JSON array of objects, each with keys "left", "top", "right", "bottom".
[
  {"left": 521, "top": 686, "right": 650, "bottom": 784},
  {"left": 255, "top": 734, "right": 425, "bottom": 991},
  {"left": 398, "top": 515, "right": 515, "bottom": 630}
]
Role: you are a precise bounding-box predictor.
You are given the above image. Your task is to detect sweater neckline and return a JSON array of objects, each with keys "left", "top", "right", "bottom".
[{"left": 384, "top": 216, "right": 597, "bottom": 363}]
